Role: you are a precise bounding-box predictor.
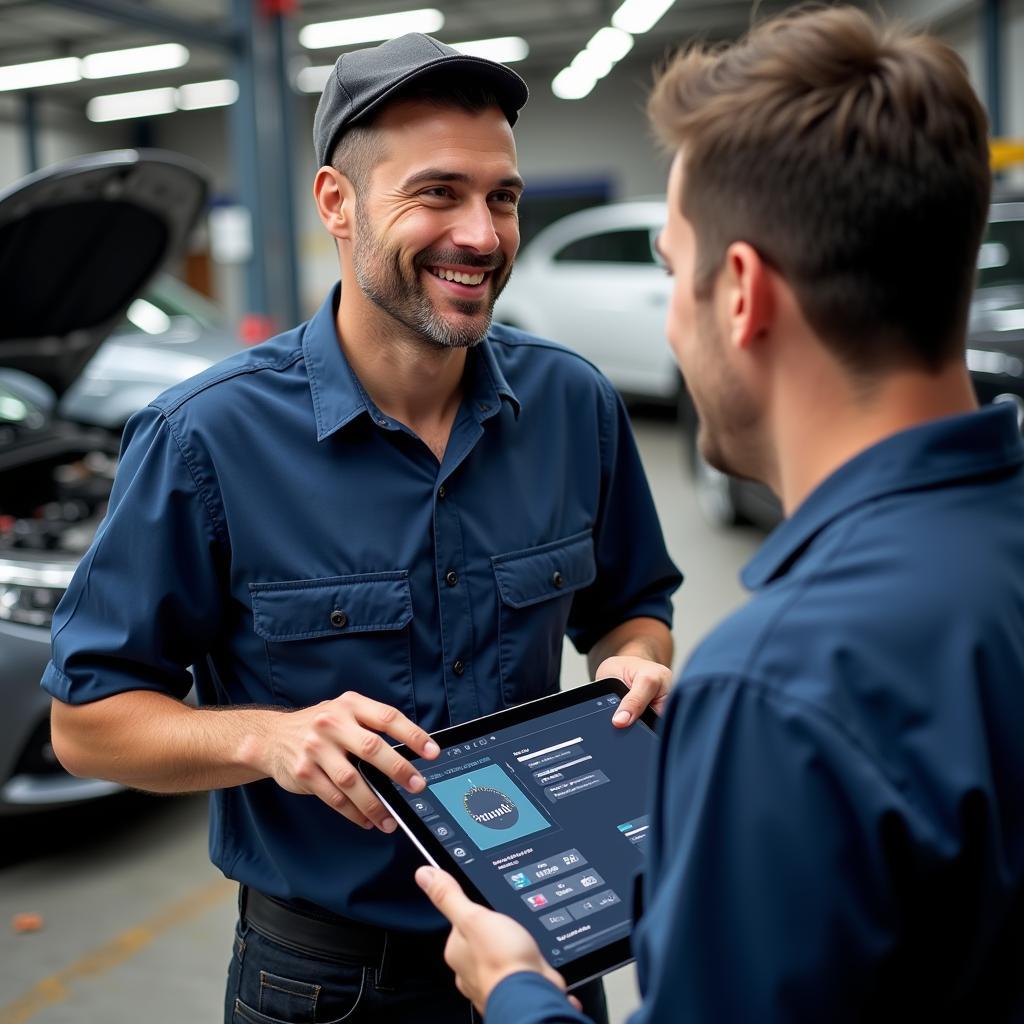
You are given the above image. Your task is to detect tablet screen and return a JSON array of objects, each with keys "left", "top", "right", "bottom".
[{"left": 379, "top": 682, "right": 657, "bottom": 982}]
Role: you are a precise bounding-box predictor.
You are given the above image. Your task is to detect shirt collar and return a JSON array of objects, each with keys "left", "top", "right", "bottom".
[
  {"left": 303, "top": 284, "right": 520, "bottom": 442},
  {"left": 742, "top": 404, "right": 1024, "bottom": 590}
]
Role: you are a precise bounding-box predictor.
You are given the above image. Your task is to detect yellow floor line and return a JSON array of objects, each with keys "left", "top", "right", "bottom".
[{"left": 0, "top": 877, "right": 236, "bottom": 1024}]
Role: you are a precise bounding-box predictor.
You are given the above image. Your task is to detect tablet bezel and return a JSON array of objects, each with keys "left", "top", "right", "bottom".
[{"left": 357, "top": 677, "right": 660, "bottom": 990}]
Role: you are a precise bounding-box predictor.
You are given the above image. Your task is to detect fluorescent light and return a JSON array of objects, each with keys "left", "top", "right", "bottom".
[
  {"left": 299, "top": 9, "right": 444, "bottom": 50},
  {"left": 552, "top": 67, "right": 596, "bottom": 101},
  {"left": 87, "top": 86, "right": 177, "bottom": 122},
  {"left": 296, "top": 65, "right": 333, "bottom": 93},
  {"left": 0, "top": 56, "right": 80, "bottom": 92},
  {"left": 587, "top": 26, "right": 634, "bottom": 63},
  {"left": 452, "top": 36, "right": 529, "bottom": 63},
  {"left": 81, "top": 43, "right": 189, "bottom": 80},
  {"left": 571, "top": 49, "right": 614, "bottom": 80},
  {"left": 176, "top": 78, "right": 238, "bottom": 110},
  {"left": 611, "top": 0, "right": 675, "bottom": 34}
]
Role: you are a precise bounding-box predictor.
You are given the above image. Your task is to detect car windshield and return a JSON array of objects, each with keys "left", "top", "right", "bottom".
[{"left": 116, "top": 274, "right": 224, "bottom": 335}]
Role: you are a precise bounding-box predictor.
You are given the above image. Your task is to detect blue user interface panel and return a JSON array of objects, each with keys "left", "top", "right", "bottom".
[{"left": 401, "top": 694, "right": 656, "bottom": 970}]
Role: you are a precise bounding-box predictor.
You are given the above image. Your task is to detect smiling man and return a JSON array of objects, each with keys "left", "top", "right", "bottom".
[{"left": 43, "top": 33, "right": 681, "bottom": 1024}]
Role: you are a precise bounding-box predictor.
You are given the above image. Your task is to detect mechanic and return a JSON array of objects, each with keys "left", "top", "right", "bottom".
[
  {"left": 43, "top": 33, "right": 681, "bottom": 1024},
  {"left": 418, "top": 7, "right": 1024, "bottom": 1021}
]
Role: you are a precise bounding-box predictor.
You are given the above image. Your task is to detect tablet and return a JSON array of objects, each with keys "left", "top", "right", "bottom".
[{"left": 358, "top": 678, "right": 659, "bottom": 989}]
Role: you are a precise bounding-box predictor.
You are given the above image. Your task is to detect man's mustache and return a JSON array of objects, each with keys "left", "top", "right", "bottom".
[{"left": 416, "top": 248, "right": 506, "bottom": 273}]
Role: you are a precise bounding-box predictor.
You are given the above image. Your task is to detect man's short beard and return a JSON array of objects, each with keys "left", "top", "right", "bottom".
[{"left": 352, "top": 208, "right": 509, "bottom": 350}]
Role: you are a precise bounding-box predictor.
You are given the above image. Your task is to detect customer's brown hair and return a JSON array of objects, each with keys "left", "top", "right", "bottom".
[{"left": 648, "top": 5, "right": 992, "bottom": 372}]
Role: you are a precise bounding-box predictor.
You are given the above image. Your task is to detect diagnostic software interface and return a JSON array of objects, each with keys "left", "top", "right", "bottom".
[{"left": 401, "top": 694, "right": 656, "bottom": 970}]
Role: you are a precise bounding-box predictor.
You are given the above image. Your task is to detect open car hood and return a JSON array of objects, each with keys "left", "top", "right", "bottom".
[{"left": 0, "top": 150, "right": 207, "bottom": 397}]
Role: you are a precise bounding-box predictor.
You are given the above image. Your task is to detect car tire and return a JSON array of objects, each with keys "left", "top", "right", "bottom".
[{"left": 681, "top": 403, "right": 747, "bottom": 528}]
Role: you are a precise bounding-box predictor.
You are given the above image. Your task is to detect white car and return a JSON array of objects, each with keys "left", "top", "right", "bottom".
[{"left": 496, "top": 201, "right": 679, "bottom": 402}]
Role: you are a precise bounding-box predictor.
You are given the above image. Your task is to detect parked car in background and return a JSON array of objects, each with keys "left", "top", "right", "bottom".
[
  {"left": 680, "top": 195, "right": 1024, "bottom": 529},
  {"left": 0, "top": 150, "right": 240, "bottom": 815},
  {"left": 495, "top": 200, "right": 679, "bottom": 403}
]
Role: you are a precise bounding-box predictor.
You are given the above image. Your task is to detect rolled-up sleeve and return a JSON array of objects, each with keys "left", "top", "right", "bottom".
[
  {"left": 41, "top": 405, "right": 227, "bottom": 704},
  {"left": 566, "top": 379, "right": 682, "bottom": 653}
]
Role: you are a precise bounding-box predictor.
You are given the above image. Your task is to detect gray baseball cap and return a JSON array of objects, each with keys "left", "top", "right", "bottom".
[{"left": 313, "top": 33, "right": 529, "bottom": 168}]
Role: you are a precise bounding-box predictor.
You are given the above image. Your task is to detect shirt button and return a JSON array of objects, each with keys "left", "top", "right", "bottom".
[
  {"left": 552, "top": 571, "right": 565, "bottom": 589},
  {"left": 445, "top": 570, "right": 459, "bottom": 587},
  {"left": 452, "top": 659, "right": 465, "bottom": 676},
  {"left": 438, "top": 485, "right": 447, "bottom": 499},
  {"left": 330, "top": 610, "right": 348, "bottom": 628}
]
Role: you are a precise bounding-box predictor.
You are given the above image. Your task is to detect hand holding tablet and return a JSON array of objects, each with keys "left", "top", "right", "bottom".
[{"left": 358, "top": 678, "right": 660, "bottom": 990}]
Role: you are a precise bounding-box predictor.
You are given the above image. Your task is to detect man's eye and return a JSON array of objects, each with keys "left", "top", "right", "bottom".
[
  {"left": 491, "top": 191, "right": 519, "bottom": 205},
  {"left": 422, "top": 187, "right": 453, "bottom": 199}
]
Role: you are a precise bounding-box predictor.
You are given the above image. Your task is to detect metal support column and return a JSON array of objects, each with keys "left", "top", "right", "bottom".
[
  {"left": 22, "top": 91, "right": 40, "bottom": 173},
  {"left": 983, "top": 0, "right": 1003, "bottom": 137},
  {"left": 272, "top": 7, "right": 302, "bottom": 327},
  {"left": 229, "top": 0, "right": 270, "bottom": 322}
]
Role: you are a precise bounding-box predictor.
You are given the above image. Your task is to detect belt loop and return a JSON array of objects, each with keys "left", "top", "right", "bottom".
[{"left": 238, "top": 884, "right": 249, "bottom": 925}]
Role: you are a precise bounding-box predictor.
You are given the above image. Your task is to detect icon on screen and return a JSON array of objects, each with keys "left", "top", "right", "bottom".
[
  {"left": 508, "top": 872, "right": 530, "bottom": 890},
  {"left": 526, "top": 893, "right": 549, "bottom": 909}
]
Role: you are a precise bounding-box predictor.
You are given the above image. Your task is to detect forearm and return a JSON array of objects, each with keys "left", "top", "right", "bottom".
[
  {"left": 587, "top": 616, "right": 673, "bottom": 678},
  {"left": 50, "top": 690, "right": 279, "bottom": 793}
]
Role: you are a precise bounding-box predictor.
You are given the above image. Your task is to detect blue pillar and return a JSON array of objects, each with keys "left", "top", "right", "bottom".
[
  {"left": 272, "top": 9, "right": 302, "bottom": 326},
  {"left": 22, "top": 91, "right": 39, "bottom": 173}
]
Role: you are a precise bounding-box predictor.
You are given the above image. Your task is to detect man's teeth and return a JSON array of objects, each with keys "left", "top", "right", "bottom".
[{"left": 429, "top": 267, "right": 486, "bottom": 286}]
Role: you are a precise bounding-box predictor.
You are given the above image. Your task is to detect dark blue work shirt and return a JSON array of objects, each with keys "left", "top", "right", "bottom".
[
  {"left": 42, "top": 285, "right": 680, "bottom": 931},
  {"left": 489, "top": 404, "right": 1024, "bottom": 1022}
]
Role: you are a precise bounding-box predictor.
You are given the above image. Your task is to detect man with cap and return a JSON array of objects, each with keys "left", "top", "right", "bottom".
[{"left": 44, "top": 33, "right": 681, "bottom": 1024}]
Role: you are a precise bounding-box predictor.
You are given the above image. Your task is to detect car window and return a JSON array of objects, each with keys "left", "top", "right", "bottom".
[
  {"left": 552, "top": 228, "right": 656, "bottom": 264},
  {"left": 114, "top": 274, "right": 224, "bottom": 335},
  {"left": 977, "top": 218, "right": 1024, "bottom": 288}
]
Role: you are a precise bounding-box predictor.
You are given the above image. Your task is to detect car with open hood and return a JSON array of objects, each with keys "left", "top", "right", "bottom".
[{"left": 0, "top": 150, "right": 240, "bottom": 814}]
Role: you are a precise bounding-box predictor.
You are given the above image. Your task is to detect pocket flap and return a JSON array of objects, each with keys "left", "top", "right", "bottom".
[
  {"left": 492, "top": 530, "right": 596, "bottom": 609},
  {"left": 250, "top": 572, "right": 412, "bottom": 642}
]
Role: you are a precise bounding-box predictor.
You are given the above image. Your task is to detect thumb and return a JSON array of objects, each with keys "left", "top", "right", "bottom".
[{"left": 416, "top": 865, "right": 473, "bottom": 925}]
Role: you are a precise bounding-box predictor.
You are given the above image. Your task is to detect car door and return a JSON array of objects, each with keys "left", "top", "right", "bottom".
[{"left": 535, "top": 226, "right": 674, "bottom": 399}]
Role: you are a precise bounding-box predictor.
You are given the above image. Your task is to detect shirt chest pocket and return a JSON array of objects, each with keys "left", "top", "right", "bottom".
[
  {"left": 249, "top": 572, "right": 416, "bottom": 718},
  {"left": 491, "top": 530, "right": 597, "bottom": 707}
]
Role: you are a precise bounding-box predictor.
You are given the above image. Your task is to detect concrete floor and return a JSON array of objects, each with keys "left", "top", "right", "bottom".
[{"left": 0, "top": 413, "right": 765, "bottom": 1024}]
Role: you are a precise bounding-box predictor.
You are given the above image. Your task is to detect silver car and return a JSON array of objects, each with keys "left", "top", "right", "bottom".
[{"left": 0, "top": 151, "right": 240, "bottom": 814}]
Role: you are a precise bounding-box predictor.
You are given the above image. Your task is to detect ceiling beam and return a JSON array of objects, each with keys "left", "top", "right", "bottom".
[{"left": 41, "top": 0, "right": 237, "bottom": 50}]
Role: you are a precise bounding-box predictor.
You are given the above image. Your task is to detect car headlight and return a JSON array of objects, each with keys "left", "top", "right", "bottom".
[{"left": 0, "top": 561, "right": 75, "bottom": 628}]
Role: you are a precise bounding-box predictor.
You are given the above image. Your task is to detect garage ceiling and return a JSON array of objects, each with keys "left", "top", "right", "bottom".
[{"left": 0, "top": 0, "right": 831, "bottom": 112}]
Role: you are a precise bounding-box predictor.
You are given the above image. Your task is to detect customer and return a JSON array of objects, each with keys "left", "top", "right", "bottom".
[
  {"left": 44, "top": 33, "right": 681, "bottom": 1024},
  {"left": 419, "top": 8, "right": 1024, "bottom": 1021}
]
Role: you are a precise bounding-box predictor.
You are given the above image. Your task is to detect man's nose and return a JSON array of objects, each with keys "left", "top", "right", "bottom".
[{"left": 450, "top": 199, "right": 500, "bottom": 255}]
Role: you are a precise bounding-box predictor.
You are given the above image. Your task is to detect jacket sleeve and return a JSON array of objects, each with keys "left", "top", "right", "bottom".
[
  {"left": 566, "top": 378, "right": 682, "bottom": 653},
  {"left": 41, "top": 404, "right": 227, "bottom": 704}
]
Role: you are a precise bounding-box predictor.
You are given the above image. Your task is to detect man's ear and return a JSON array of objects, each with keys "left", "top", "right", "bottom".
[
  {"left": 722, "top": 241, "right": 775, "bottom": 351},
  {"left": 313, "top": 167, "right": 356, "bottom": 241}
]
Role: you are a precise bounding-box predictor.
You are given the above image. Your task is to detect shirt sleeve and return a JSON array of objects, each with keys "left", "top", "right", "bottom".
[
  {"left": 566, "top": 378, "right": 682, "bottom": 653},
  {"left": 629, "top": 674, "right": 910, "bottom": 1024},
  {"left": 41, "top": 404, "right": 228, "bottom": 704},
  {"left": 486, "top": 972, "right": 593, "bottom": 1024}
]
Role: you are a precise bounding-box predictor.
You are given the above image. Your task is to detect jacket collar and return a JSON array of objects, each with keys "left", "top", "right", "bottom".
[{"left": 742, "top": 404, "right": 1024, "bottom": 589}]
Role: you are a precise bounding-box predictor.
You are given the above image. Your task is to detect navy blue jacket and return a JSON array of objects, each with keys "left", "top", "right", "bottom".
[
  {"left": 490, "top": 405, "right": 1024, "bottom": 1022},
  {"left": 42, "top": 285, "right": 681, "bottom": 931}
]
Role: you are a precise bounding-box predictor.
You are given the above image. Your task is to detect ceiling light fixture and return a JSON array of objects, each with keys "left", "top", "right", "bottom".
[
  {"left": 299, "top": 9, "right": 444, "bottom": 50},
  {"left": 452, "top": 36, "right": 529, "bottom": 63},
  {"left": 611, "top": 0, "right": 676, "bottom": 35},
  {"left": 571, "top": 49, "right": 614, "bottom": 80},
  {"left": 296, "top": 65, "right": 333, "bottom": 93},
  {"left": 586, "top": 26, "right": 634, "bottom": 63},
  {"left": 87, "top": 86, "right": 177, "bottom": 122},
  {"left": 0, "top": 56, "right": 81, "bottom": 92},
  {"left": 176, "top": 78, "right": 238, "bottom": 110},
  {"left": 81, "top": 43, "right": 189, "bottom": 80},
  {"left": 552, "top": 67, "right": 596, "bottom": 101}
]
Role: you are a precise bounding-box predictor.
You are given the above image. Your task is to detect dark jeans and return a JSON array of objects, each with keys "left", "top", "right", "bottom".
[{"left": 224, "top": 912, "right": 610, "bottom": 1024}]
